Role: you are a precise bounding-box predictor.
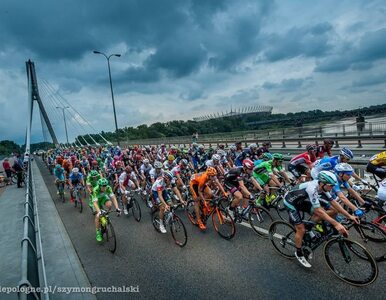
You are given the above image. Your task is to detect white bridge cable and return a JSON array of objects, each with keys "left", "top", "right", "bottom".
[
  {"left": 41, "top": 79, "right": 111, "bottom": 145},
  {"left": 39, "top": 83, "right": 86, "bottom": 146},
  {"left": 38, "top": 83, "right": 74, "bottom": 143},
  {"left": 39, "top": 82, "right": 93, "bottom": 146},
  {"left": 38, "top": 86, "right": 67, "bottom": 144},
  {"left": 40, "top": 80, "right": 102, "bottom": 145}
]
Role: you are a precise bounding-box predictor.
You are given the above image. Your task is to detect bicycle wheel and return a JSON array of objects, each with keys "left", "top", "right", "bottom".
[
  {"left": 77, "top": 195, "right": 83, "bottom": 213},
  {"left": 273, "top": 196, "right": 288, "bottom": 221},
  {"left": 151, "top": 209, "right": 162, "bottom": 233},
  {"left": 324, "top": 237, "right": 378, "bottom": 286},
  {"left": 212, "top": 208, "right": 236, "bottom": 240},
  {"left": 104, "top": 221, "right": 117, "bottom": 254},
  {"left": 170, "top": 215, "right": 187, "bottom": 247},
  {"left": 186, "top": 200, "right": 197, "bottom": 225},
  {"left": 249, "top": 206, "right": 273, "bottom": 238},
  {"left": 269, "top": 221, "right": 296, "bottom": 258},
  {"left": 351, "top": 222, "right": 386, "bottom": 261},
  {"left": 131, "top": 199, "right": 142, "bottom": 222}
]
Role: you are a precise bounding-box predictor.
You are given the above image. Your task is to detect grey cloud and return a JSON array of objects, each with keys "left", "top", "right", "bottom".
[
  {"left": 262, "top": 77, "right": 313, "bottom": 92},
  {"left": 315, "top": 27, "right": 386, "bottom": 73},
  {"left": 263, "top": 22, "right": 333, "bottom": 62},
  {"left": 352, "top": 73, "right": 386, "bottom": 87}
]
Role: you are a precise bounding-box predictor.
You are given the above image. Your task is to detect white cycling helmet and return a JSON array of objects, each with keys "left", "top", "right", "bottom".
[
  {"left": 212, "top": 154, "right": 221, "bottom": 161},
  {"left": 72, "top": 167, "right": 79, "bottom": 174}
]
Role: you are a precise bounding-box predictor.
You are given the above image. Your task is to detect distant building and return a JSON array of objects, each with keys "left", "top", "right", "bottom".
[{"left": 193, "top": 105, "right": 273, "bottom": 122}]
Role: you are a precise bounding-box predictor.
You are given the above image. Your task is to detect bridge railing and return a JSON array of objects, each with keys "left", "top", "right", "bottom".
[{"left": 18, "top": 158, "right": 48, "bottom": 300}]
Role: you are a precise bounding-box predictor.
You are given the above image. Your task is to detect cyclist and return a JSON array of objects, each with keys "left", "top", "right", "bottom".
[
  {"left": 234, "top": 143, "right": 258, "bottom": 167},
  {"left": 316, "top": 139, "right": 334, "bottom": 159},
  {"left": 332, "top": 163, "right": 366, "bottom": 211},
  {"left": 119, "top": 166, "right": 137, "bottom": 215},
  {"left": 288, "top": 144, "right": 317, "bottom": 183},
  {"left": 311, "top": 147, "right": 367, "bottom": 184},
  {"left": 256, "top": 141, "right": 271, "bottom": 157},
  {"left": 366, "top": 151, "right": 386, "bottom": 180},
  {"left": 86, "top": 170, "right": 102, "bottom": 195},
  {"left": 68, "top": 167, "right": 85, "bottom": 203},
  {"left": 163, "top": 154, "right": 176, "bottom": 171},
  {"left": 311, "top": 147, "right": 353, "bottom": 180},
  {"left": 253, "top": 154, "right": 285, "bottom": 205},
  {"left": 54, "top": 164, "right": 66, "bottom": 194},
  {"left": 152, "top": 171, "right": 174, "bottom": 233},
  {"left": 90, "top": 178, "right": 121, "bottom": 242},
  {"left": 224, "top": 159, "right": 255, "bottom": 219},
  {"left": 189, "top": 167, "right": 227, "bottom": 230},
  {"left": 284, "top": 171, "right": 348, "bottom": 268},
  {"left": 205, "top": 154, "right": 226, "bottom": 176}
]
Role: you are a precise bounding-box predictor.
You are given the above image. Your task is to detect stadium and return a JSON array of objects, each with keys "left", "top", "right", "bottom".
[{"left": 193, "top": 105, "right": 273, "bottom": 122}]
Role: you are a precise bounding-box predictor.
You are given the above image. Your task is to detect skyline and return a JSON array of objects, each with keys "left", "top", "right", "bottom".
[{"left": 0, "top": 0, "right": 385, "bottom": 144}]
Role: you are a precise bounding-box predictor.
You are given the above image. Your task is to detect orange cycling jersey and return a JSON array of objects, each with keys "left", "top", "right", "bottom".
[
  {"left": 369, "top": 151, "right": 386, "bottom": 166},
  {"left": 190, "top": 172, "right": 209, "bottom": 189}
]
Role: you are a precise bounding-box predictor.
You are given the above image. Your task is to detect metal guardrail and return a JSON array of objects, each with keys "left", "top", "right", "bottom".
[{"left": 18, "top": 159, "right": 48, "bottom": 300}]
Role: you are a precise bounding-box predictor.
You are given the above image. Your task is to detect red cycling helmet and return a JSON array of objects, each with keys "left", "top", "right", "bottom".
[{"left": 242, "top": 159, "right": 254, "bottom": 170}]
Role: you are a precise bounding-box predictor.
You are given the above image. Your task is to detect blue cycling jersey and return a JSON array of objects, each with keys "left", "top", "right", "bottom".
[
  {"left": 54, "top": 167, "right": 65, "bottom": 181},
  {"left": 69, "top": 172, "right": 83, "bottom": 182},
  {"left": 332, "top": 176, "right": 351, "bottom": 198}
]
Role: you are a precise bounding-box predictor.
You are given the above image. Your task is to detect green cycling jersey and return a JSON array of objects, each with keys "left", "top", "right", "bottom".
[
  {"left": 89, "top": 185, "right": 114, "bottom": 208},
  {"left": 86, "top": 174, "right": 101, "bottom": 189}
]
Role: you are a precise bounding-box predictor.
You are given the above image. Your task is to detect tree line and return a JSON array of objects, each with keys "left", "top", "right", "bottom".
[{"left": 77, "top": 103, "right": 386, "bottom": 144}]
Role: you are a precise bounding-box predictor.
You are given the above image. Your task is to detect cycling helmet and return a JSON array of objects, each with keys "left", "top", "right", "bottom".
[
  {"left": 318, "top": 171, "right": 337, "bottom": 185},
  {"left": 324, "top": 139, "right": 334, "bottom": 146},
  {"left": 154, "top": 161, "right": 163, "bottom": 169},
  {"left": 218, "top": 143, "right": 225, "bottom": 149},
  {"left": 229, "top": 145, "right": 237, "bottom": 151},
  {"left": 90, "top": 170, "right": 99, "bottom": 177},
  {"left": 55, "top": 164, "right": 62, "bottom": 169},
  {"left": 212, "top": 154, "right": 221, "bottom": 161},
  {"left": 167, "top": 155, "right": 175, "bottom": 161},
  {"left": 340, "top": 147, "right": 354, "bottom": 160},
  {"left": 243, "top": 159, "right": 254, "bottom": 170},
  {"left": 125, "top": 166, "right": 132, "bottom": 173},
  {"left": 272, "top": 153, "right": 283, "bottom": 161},
  {"left": 114, "top": 155, "right": 119, "bottom": 160},
  {"left": 143, "top": 158, "right": 150, "bottom": 164},
  {"left": 72, "top": 167, "right": 79, "bottom": 174},
  {"left": 92, "top": 160, "right": 98, "bottom": 165},
  {"left": 334, "top": 163, "right": 354, "bottom": 175},
  {"left": 249, "top": 143, "right": 257, "bottom": 150},
  {"left": 161, "top": 144, "right": 166, "bottom": 147},
  {"left": 306, "top": 144, "right": 317, "bottom": 152},
  {"left": 180, "top": 159, "right": 188, "bottom": 166},
  {"left": 98, "top": 178, "right": 109, "bottom": 187},
  {"left": 206, "top": 167, "right": 217, "bottom": 176},
  {"left": 164, "top": 171, "right": 174, "bottom": 180},
  {"left": 217, "top": 149, "right": 226, "bottom": 157},
  {"left": 198, "top": 144, "right": 205, "bottom": 150},
  {"left": 262, "top": 153, "right": 273, "bottom": 161}
]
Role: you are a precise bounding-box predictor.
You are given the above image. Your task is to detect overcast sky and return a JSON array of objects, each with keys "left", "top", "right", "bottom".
[{"left": 1, "top": 0, "right": 385, "bottom": 144}]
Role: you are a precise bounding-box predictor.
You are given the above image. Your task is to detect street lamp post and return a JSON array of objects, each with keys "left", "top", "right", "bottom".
[
  {"left": 93, "top": 50, "right": 121, "bottom": 141},
  {"left": 56, "top": 106, "right": 70, "bottom": 145}
]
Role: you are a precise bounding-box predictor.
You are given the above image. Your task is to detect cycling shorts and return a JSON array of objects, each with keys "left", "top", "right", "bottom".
[
  {"left": 288, "top": 164, "right": 308, "bottom": 179},
  {"left": 152, "top": 190, "right": 171, "bottom": 206}
]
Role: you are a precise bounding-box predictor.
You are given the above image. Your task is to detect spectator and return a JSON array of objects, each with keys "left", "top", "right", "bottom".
[
  {"left": 2, "top": 158, "right": 12, "bottom": 185},
  {"left": 12, "top": 156, "right": 24, "bottom": 188}
]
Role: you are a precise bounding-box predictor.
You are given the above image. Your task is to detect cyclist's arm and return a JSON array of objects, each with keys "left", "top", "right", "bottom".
[
  {"left": 238, "top": 179, "right": 252, "bottom": 198},
  {"left": 329, "top": 199, "right": 357, "bottom": 221},
  {"left": 335, "top": 191, "right": 358, "bottom": 211},
  {"left": 347, "top": 187, "right": 365, "bottom": 206}
]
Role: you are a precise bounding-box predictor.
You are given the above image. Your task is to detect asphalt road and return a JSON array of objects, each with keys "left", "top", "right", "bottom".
[{"left": 35, "top": 158, "right": 385, "bottom": 300}]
